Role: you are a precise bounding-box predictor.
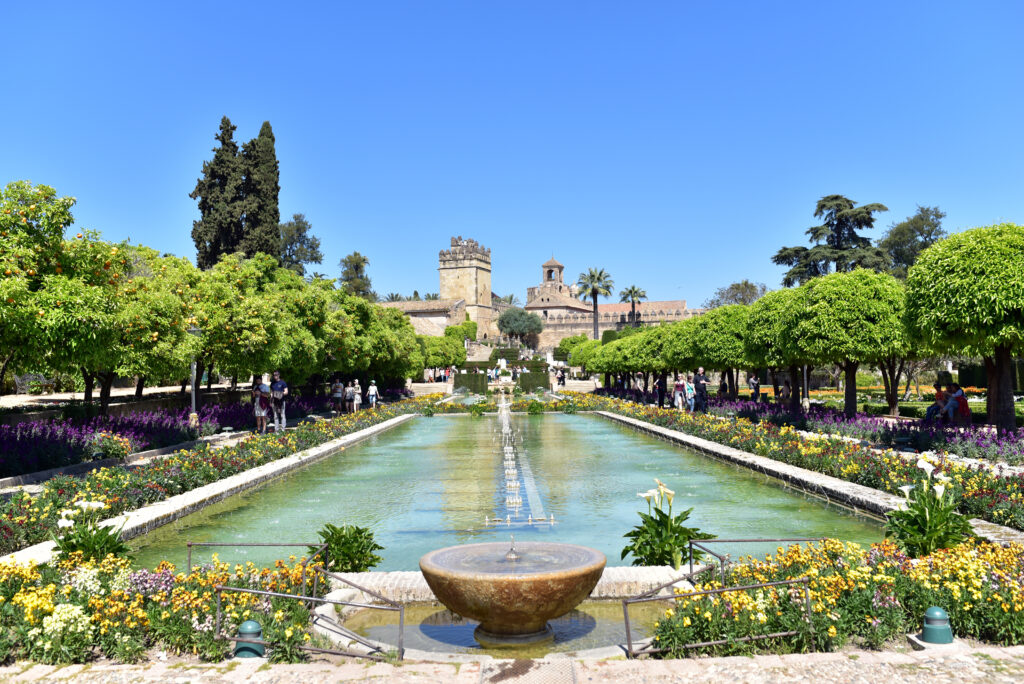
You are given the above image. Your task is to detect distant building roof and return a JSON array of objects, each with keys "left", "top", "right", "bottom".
[
  {"left": 598, "top": 300, "right": 688, "bottom": 314},
  {"left": 542, "top": 257, "right": 563, "bottom": 268},
  {"left": 378, "top": 298, "right": 463, "bottom": 314},
  {"left": 525, "top": 292, "right": 591, "bottom": 312}
]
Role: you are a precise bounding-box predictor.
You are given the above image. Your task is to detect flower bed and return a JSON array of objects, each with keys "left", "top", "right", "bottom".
[
  {"left": 653, "top": 539, "right": 1024, "bottom": 656},
  {"left": 0, "top": 552, "right": 319, "bottom": 664},
  {"left": 0, "top": 398, "right": 325, "bottom": 479},
  {"left": 596, "top": 399, "right": 1024, "bottom": 531},
  {"left": 708, "top": 399, "right": 1024, "bottom": 465},
  {"left": 0, "top": 399, "right": 426, "bottom": 556}
]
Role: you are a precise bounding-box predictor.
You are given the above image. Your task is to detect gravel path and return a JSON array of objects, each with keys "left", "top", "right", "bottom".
[{"left": 2, "top": 645, "right": 1023, "bottom": 683}]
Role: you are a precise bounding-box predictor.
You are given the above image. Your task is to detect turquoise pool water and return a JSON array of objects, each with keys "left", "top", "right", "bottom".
[{"left": 130, "top": 413, "right": 883, "bottom": 570}]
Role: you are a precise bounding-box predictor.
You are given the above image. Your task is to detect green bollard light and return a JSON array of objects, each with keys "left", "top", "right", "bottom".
[
  {"left": 235, "top": 619, "right": 265, "bottom": 657},
  {"left": 920, "top": 606, "right": 953, "bottom": 644}
]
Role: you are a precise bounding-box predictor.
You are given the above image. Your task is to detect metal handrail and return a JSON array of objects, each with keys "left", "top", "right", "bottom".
[
  {"left": 185, "top": 541, "right": 329, "bottom": 600},
  {"left": 213, "top": 583, "right": 404, "bottom": 661},
  {"left": 688, "top": 537, "right": 823, "bottom": 585},
  {"left": 621, "top": 576, "right": 813, "bottom": 658}
]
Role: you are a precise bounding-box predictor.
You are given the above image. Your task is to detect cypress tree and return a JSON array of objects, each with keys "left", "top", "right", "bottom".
[
  {"left": 190, "top": 117, "right": 244, "bottom": 269},
  {"left": 240, "top": 121, "right": 281, "bottom": 259}
]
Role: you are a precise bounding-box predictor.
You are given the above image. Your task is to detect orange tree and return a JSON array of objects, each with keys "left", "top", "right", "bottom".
[
  {"left": 906, "top": 224, "right": 1024, "bottom": 432},
  {"left": 0, "top": 181, "right": 76, "bottom": 393},
  {"left": 790, "top": 269, "right": 907, "bottom": 418}
]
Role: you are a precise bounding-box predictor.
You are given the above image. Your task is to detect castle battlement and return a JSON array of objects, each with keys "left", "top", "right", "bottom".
[{"left": 439, "top": 236, "right": 490, "bottom": 263}]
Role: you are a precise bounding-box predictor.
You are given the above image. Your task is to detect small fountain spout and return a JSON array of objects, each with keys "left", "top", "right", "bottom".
[{"left": 505, "top": 535, "right": 520, "bottom": 562}]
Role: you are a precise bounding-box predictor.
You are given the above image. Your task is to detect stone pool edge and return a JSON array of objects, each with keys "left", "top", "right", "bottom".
[
  {"left": 1, "top": 413, "right": 418, "bottom": 566},
  {"left": 594, "top": 410, "right": 1024, "bottom": 546}
]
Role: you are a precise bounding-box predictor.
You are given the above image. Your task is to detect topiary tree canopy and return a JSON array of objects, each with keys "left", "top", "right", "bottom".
[
  {"left": 743, "top": 287, "right": 805, "bottom": 408},
  {"left": 791, "top": 269, "right": 907, "bottom": 417},
  {"left": 906, "top": 223, "right": 1024, "bottom": 431}
]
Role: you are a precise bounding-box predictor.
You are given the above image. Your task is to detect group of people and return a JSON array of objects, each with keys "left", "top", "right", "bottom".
[
  {"left": 671, "top": 367, "right": 713, "bottom": 413},
  {"left": 252, "top": 370, "right": 289, "bottom": 434},
  {"left": 925, "top": 382, "right": 971, "bottom": 423},
  {"left": 330, "top": 377, "right": 379, "bottom": 414},
  {"left": 426, "top": 367, "right": 457, "bottom": 383}
]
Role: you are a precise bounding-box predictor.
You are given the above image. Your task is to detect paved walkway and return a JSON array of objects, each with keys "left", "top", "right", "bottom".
[
  {"left": 1, "top": 645, "right": 1022, "bottom": 682},
  {"left": 0, "top": 382, "right": 232, "bottom": 410}
]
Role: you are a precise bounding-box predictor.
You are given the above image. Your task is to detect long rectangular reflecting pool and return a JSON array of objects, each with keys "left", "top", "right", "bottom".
[{"left": 131, "top": 413, "right": 883, "bottom": 570}]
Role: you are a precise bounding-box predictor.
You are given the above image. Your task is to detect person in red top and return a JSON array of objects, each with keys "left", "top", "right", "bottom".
[{"left": 925, "top": 382, "right": 947, "bottom": 422}]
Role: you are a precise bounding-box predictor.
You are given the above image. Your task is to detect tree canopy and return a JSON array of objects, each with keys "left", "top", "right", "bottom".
[
  {"left": 906, "top": 223, "right": 1024, "bottom": 431},
  {"left": 279, "top": 213, "right": 323, "bottom": 276},
  {"left": 703, "top": 280, "right": 767, "bottom": 308},
  {"left": 339, "top": 251, "right": 374, "bottom": 300},
  {"left": 497, "top": 307, "right": 543, "bottom": 342},
  {"left": 773, "top": 195, "right": 888, "bottom": 286},
  {"left": 878, "top": 205, "right": 946, "bottom": 279}
]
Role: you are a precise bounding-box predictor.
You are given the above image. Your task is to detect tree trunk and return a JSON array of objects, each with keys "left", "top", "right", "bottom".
[
  {"left": 788, "top": 365, "right": 802, "bottom": 413},
  {"left": 97, "top": 371, "right": 115, "bottom": 415},
  {"left": 984, "top": 356, "right": 996, "bottom": 423},
  {"left": 631, "top": 301, "right": 637, "bottom": 327},
  {"left": 206, "top": 364, "right": 213, "bottom": 390},
  {"left": 592, "top": 295, "right": 599, "bottom": 340},
  {"left": 231, "top": 375, "right": 238, "bottom": 390},
  {"left": 0, "top": 351, "right": 14, "bottom": 396},
  {"left": 82, "top": 369, "right": 95, "bottom": 405},
  {"left": 901, "top": 369, "right": 913, "bottom": 401},
  {"left": 878, "top": 357, "right": 905, "bottom": 417},
  {"left": 134, "top": 376, "right": 145, "bottom": 400},
  {"left": 770, "top": 369, "right": 780, "bottom": 399},
  {"left": 843, "top": 361, "right": 859, "bottom": 418},
  {"left": 988, "top": 345, "right": 1016, "bottom": 432},
  {"left": 179, "top": 378, "right": 188, "bottom": 394}
]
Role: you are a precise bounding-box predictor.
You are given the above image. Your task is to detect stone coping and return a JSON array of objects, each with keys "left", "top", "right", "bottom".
[
  {"left": 595, "top": 411, "right": 1024, "bottom": 546},
  {"left": 1, "top": 413, "right": 418, "bottom": 566},
  {"left": 0, "top": 432, "right": 239, "bottom": 491},
  {"left": 327, "top": 564, "right": 688, "bottom": 605}
]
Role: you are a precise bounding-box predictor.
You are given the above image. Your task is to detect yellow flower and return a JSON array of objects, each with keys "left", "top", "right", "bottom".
[{"left": 828, "top": 625, "right": 837, "bottom": 638}]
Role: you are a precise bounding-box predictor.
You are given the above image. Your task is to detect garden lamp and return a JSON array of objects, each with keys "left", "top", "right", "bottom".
[
  {"left": 235, "top": 619, "right": 265, "bottom": 657},
  {"left": 920, "top": 606, "right": 953, "bottom": 644}
]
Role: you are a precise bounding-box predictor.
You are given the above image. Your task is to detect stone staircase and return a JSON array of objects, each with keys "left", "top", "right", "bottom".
[
  {"left": 466, "top": 342, "right": 492, "bottom": 362},
  {"left": 408, "top": 381, "right": 451, "bottom": 397},
  {"left": 559, "top": 379, "right": 598, "bottom": 393}
]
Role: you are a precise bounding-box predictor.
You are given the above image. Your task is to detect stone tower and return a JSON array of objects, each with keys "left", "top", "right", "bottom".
[{"left": 439, "top": 237, "right": 492, "bottom": 338}]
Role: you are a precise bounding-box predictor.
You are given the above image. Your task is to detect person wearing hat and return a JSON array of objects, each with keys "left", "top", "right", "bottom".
[
  {"left": 353, "top": 379, "right": 362, "bottom": 412},
  {"left": 367, "top": 380, "right": 379, "bottom": 408}
]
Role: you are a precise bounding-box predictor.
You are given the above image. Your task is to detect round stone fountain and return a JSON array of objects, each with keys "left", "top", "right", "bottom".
[{"left": 419, "top": 540, "right": 606, "bottom": 647}]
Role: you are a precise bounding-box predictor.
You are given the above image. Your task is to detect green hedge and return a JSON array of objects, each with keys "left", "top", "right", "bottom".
[
  {"left": 453, "top": 373, "right": 488, "bottom": 394},
  {"left": 462, "top": 360, "right": 548, "bottom": 374},
  {"left": 489, "top": 347, "right": 524, "bottom": 362},
  {"left": 517, "top": 373, "right": 550, "bottom": 393},
  {"left": 955, "top": 360, "right": 1024, "bottom": 391},
  {"left": 861, "top": 402, "right": 1024, "bottom": 427}
]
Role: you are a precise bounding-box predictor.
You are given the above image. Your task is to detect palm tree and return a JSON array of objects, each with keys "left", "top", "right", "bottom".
[
  {"left": 384, "top": 292, "right": 405, "bottom": 302},
  {"left": 499, "top": 293, "right": 522, "bottom": 307},
  {"left": 619, "top": 285, "right": 647, "bottom": 327},
  {"left": 423, "top": 292, "right": 440, "bottom": 300},
  {"left": 577, "top": 268, "right": 614, "bottom": 340}
]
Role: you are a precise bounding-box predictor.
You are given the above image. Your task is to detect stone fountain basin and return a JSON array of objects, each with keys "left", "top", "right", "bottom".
[{"left": 420, "top": 542, "right": 606, "bottom": 640}]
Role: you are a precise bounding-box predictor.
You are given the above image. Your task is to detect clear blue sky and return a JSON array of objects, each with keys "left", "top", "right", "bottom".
[{"left": 3, "top": 1, "right": 1022, "bottom": 307}]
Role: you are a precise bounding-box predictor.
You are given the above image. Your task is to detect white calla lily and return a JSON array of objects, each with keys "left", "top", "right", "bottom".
[
  {"left": 898, "top": 485, "right": 914, "bottom": 498},
  {"left": 916, "top": 459, "right": 935, "bottom": 478},
  {"left": 57, "top": 518, "right": 74, "bottom": 528},
  {"left": 933, "top": 484, "right": 946, "bottom": 499}
]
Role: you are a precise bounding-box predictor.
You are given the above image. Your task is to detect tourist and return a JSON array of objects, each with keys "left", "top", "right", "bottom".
[
  {"left": 779, "top": 380, "right": 792, "bottom": 403},
  {"left": 344, "top": 381, "right": 355, "bottom": 413},
  {"left": 253, "top": 384, "right": 269, "bottom": 434},
  {"left": 673, "top": 376, "right": 685, "bottom": 410},
  {"left": 269, "top": 370, "right": 289, "bottom": 432},
  {"left": 693, "top": 367, "right": 710, "bottom": 412},
  {"left": 330, "top": 376, "right": 345, "bottom": 414},
  {"left": 367, "top": 380, "right": 379, "bottom": 408},
  {"left": 924, "top": 382, "right": 947, "bottom": 422},
  {"left": 353, "top": 379, "right": 362, "bottom": 412},
  {"left": 943, "top": 383, "right": 969, "bottom": 423},
  {"left": 655, "top": 376, "right": 666, "bottom": 407},
  {"left": 685, "top": 375, "right": 696, "bottom": 411},
  {"left": 717, "top": 375, "right": 729, "bottom": 400},
  {"left": 748, "top": 374, "right": 760, "bottom": 402}
]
